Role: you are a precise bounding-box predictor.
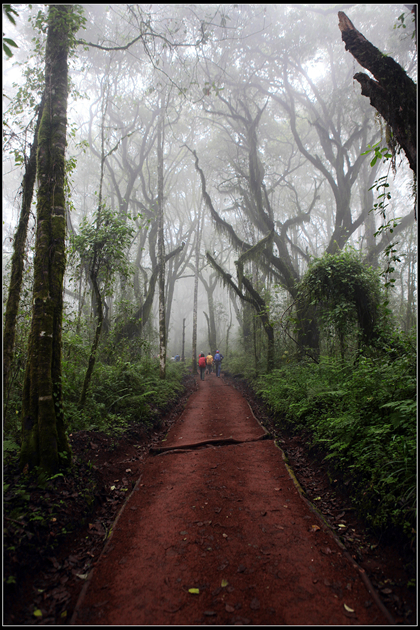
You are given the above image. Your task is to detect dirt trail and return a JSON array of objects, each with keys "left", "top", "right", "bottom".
[{"left": 71, "top": 374, "right": 389, "bottom": 625}]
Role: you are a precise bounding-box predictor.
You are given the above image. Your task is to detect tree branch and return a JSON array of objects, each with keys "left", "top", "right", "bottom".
[{"left": 338, "top": 11, "right": 417, "bottom": 173}]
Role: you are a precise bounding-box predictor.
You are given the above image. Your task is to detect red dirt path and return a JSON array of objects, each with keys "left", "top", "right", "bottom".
[{"left": 71, "top": 374, "right": 389, "bottom": 625}]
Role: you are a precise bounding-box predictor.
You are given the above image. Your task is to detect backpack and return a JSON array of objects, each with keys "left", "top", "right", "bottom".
[
  {"left": 214, "top": 352, "right": 221, "bottom": 362},
  {"left": 206, "top": 355, "right": 213, "bottom": 364},
  {"left": 198, "top": 356, "right": 206, "bottom": 368}
]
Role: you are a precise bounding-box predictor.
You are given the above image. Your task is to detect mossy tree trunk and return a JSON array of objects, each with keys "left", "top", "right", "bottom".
[
  {"left": 3, "top": 94, "right": 44, "bottom": 417},
  {"left": 20, "top": 6, "right": 74, "bottom": 474},
  {"left": 338, "top": 11, "right": 417, "bottom": 175}
]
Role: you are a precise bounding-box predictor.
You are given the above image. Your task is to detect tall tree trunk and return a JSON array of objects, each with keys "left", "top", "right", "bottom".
[
  {"left": 200, "top": 273, "right": 218, "bottom": 351},
  {"left": 115, "top": 243, "right": 184, "bottom": 342},
  {"left": 77, "top": 72, "right": 108, "bottom": 406},
  {"left": 3, "top": 94, "right": 44, "bottom": 415},
  {"left": 20, "top": 5, "right": 74, "bottom": 474},
  {"left": 157, "top": 100, "right": 166, "bottom": 379},
  {"left": 192, "top": 206, "right": 202, "bottom": 375},
  {"left": 182, "top": 317, "right": 186, "bottom": 362},
  {"left": 225, "top": 310, "right": 232, "bottom": 361},
  {"left": 78, "top": 276, "right": 103, "bottom": 409}
]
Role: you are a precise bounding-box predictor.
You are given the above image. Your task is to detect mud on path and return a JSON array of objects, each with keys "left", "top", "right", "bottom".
[{"left": 71, "top": 375, "right": 390, "bottom": 625}]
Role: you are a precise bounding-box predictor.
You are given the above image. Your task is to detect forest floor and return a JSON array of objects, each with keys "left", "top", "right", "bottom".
[{"left": 3, "top": 372, "right": 416, "bottom": 625}]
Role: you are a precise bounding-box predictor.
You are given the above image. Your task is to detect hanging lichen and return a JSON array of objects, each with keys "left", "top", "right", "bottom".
[{"left": 235, "top": 230, "right": 274, "bottom": 291}]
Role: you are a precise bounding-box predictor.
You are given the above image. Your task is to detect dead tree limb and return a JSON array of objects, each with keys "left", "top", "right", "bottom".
[{"left": 338, "top": 11, "right": 416, "bottom": 174}]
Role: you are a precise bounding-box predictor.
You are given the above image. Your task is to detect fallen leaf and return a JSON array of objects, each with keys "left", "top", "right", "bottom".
[
  {"left": 221, "top": 579, "right": 229, "bottom": 587},
  {"left": 33, "top": 609, "right": 42, "bottom": 618},
  {"left": 76, "top": 573, "right": 89, "bottom": 580},
  {"left": 222, "top": 533, "right": 228, "bottom": 538},
  {"left": 110, "top": 486, "right": 116, "bottom": 491},
  {"left": 344, "top": 603, "right": 354, "bottom": 612},
  {"left": 188, "top": 588, "right": 200, "bottom": 594},
  {"left": 338, "top": 524, "right": 346, "bottom": 528},
  {"left": 311, "top": 525, "right": 320, "bottom": 531}
]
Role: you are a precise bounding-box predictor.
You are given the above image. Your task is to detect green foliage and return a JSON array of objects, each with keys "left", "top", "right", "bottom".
[
  {"left": 3, "top": 438, "right": 20, "bottom": 454},
  {"left": 3, "top": 5, "right": 19, "bottom": 58},
  {"left": 61, "top": 347, "right": 186, "bottom": 434},
  {"left": 69, "top": 205, "right": 137, "bottom": 295},
  {"left": 223, "top": 349, "right": 261, "bottom": 380},
  {"left": 361, "top": 135, "right": 415, "bottom": 290},
  {"left": 361, "top": 142, "right": 392, "bottom": 167},
  {"left": 298, "top": 249, "right": 384, "bottom": 350},
  {"left": 256, "top": 330, "right": 416, "bottom": 539},
  {"left": 394, "top": 11, "right": 417, "bottom": 40}
]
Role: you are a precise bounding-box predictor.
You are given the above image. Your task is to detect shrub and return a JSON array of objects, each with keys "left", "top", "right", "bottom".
[{"left": 256, "top": 337, "right": 416, "bottom": 539}]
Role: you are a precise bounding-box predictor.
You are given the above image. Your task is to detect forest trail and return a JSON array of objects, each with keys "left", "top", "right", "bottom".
[{"left": 71, "top": 374, "right": 389, "bottom": 626}]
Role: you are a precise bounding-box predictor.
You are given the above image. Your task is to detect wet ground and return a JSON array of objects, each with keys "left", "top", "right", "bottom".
[
  {"left": 70, "top": 374, "right": 402, "bottom": 625},
  {"left": 4, "top": 372, "right": 416, "bottom": 625}
]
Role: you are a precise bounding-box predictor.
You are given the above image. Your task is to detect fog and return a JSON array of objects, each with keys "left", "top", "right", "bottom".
[{"left": 3, "top": 4, "right": 417, "bottom": 365}]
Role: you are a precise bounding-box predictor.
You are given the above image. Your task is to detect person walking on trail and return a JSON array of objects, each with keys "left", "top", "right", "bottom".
[
  {"left": 206, "top": 352, "right": 213, "bottom": 374},
  {"left": 213, "top": 350, "right": 224, "bottom": 377},
  {"left": 198, "top": 352, "right": 206, "bottom": 381}
]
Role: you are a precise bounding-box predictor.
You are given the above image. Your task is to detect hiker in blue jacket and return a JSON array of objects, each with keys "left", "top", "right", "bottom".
[{"left": 213, "top": 350, "right": 224, "bottom": 377}]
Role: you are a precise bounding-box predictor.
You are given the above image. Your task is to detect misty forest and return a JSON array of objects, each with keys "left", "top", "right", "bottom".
[{"left": 3, "top": 4, "right": 417, "bottom": 621}]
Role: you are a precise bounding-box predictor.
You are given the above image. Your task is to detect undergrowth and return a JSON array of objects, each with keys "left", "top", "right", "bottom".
[
  {"left": 255, "top": 329, "right": 416, "bottom": 543},
  {"left": 3, "top": 356, "right": 190, "bottom": 590},
  {"left": 5, "top": 355, "right": 187, "bottom": 444}
]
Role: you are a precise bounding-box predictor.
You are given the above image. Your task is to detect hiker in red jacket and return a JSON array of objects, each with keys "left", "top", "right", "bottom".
[{"left": 198, "top": 352, "right": 207, "bottom": 381}]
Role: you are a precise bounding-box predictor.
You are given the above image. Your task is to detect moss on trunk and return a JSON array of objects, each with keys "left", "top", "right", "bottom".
[
  {"left": 338, "top": 11, "right": 416, "bottom": 173},
  {"left": 20, "top": 6, "right": 74, "bottom": 474},
  {"left": 3, "top": 96, "right": 44, "bottom": 414}
]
